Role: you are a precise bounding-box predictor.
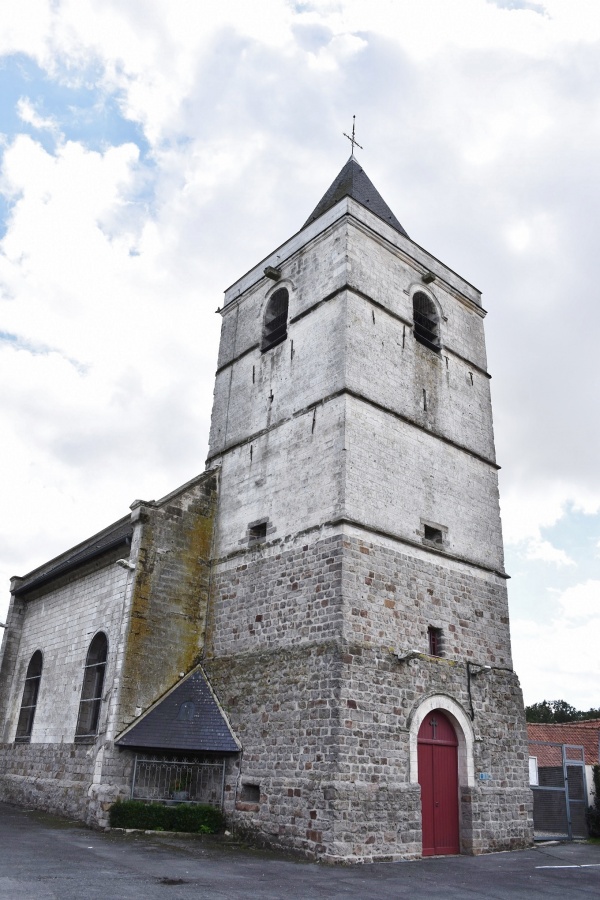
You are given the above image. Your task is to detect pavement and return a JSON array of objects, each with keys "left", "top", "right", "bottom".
[{"left": 1, "top": 802, "right": 599, "bottom": 899}]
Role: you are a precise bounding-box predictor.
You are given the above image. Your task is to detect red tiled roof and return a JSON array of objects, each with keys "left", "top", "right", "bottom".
[{"left": 528, "top": 722, "right": 600, "bottom": 766}]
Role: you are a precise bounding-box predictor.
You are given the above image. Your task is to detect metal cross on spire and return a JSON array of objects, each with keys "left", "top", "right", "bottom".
[{"left": 343, "top": 115, "right": 363, "bottom": 156}]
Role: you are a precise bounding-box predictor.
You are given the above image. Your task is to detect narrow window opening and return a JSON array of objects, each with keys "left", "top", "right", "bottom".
[
  {"left": 413, "top": 291, "right": 440, "bottom": 353},
  {"left": 423, "top": 389, "right": 427, "bottom": 411},
  {"left": 75, "top": 632, "right": 108, "bottom": 742},
  {"left": 249, "top": 522, "right": 267, "bottom": 543},
  {"left": 15, "top": 651, "right": 43, "bottom": 743},
  {"left": 424, "top": 525, "right": 443, "bottom": 545},
  {"left": 261, "top": 288, "right": 288, "bottom": 351},
  {"left": 240, "top": 783, "right": 260, "bottom": 803},
  {"left": 428, "top": 626, "right": 443, "bottom": 657}
]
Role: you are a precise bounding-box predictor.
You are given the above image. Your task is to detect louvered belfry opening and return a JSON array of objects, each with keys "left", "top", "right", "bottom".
[
  {"left": 413, "top": 292, "right": 440, "bottom": 353},
  {"left": 262, "top": 288, "right": 288, "bottom": 351}
]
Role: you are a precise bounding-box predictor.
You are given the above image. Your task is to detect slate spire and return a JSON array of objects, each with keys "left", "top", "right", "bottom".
[{"left": 303, "top": 157, "right": 408, "bottom": 237}]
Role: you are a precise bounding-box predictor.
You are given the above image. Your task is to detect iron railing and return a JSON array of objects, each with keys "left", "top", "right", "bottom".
[{"left": 131, "top": 754, "right": 226, "bottom": 808}]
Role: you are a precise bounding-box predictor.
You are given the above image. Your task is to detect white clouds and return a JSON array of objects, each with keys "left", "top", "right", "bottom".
[
  {"left": 524, "top": 538, "right": 575, "bottom": 567},
  {"left": 0, "top": 122, "right": 221, "bottom": 605},
  {"left": 1, "top": 0, "right": 600, "bottom": 709},
  {"left": 16, "top": 98, "right": 58, "bottom": 133},
  {"left": 512, "top": 579, "right": 600, "bottom": 707}
]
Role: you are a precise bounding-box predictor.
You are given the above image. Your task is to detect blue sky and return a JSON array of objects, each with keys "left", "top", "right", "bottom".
[
  {"left": 0, "top": 53, "right": 148, "bottom": 155},
  {"left": 0, "top": 0, "right": 599, "bottom": 709}
]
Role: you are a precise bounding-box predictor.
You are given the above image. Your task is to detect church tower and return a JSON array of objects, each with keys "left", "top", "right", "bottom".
[{"left": 204, "top": 157, "right": 532, "bottom": 861}]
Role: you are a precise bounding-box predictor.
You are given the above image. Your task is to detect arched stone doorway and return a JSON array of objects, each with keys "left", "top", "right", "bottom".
[
  {"left": 418, "top": 710, "right": 459, "bottom": 856},
  {"left": 408, "top": 695, "right": 475, "bottom": 856}
]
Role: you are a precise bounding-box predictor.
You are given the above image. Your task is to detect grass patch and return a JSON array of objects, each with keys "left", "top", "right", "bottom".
[{"left": 109, "top": 800, "right": 224, "bottom": 834}]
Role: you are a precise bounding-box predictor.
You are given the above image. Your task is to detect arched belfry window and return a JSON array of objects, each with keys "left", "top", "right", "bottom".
[
  {"left": 261, "top": 288, "right": 288, "bottom": 351},
  {"left": 15, "top": 651, "right": 43, "bottom": 743},
  {"left": 75, "top": 632, "right": 108, "bottom": 742},
  {"left": 413, "top": 291, "right": 440, "bottom": 353}
]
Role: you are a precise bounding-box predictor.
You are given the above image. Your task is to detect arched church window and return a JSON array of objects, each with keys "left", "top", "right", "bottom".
[
  {"left": 75, "top": 632, "right": 108, "bottom": 742},
  {"left": 15, "top": 650, "right": 43, "bottom": 743},
  {"left": 261, "top": 288, "right": 289, "bottom": 351},
  {"left": 413, "top": 291, "right": 440, "bottom": 353}
]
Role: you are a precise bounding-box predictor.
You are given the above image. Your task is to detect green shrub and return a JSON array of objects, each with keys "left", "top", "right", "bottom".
[{"left": 109, "top": 800, "right": 225, "bottom": 833}]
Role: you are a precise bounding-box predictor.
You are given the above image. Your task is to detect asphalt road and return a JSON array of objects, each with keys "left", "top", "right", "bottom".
[{"left": 1, "top": 802, "right": 599, "bottom": 899}]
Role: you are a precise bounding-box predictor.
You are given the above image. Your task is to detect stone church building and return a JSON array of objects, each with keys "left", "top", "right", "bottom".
[{"left": 0, "top": 157, "right": 533, "bottom": 861}]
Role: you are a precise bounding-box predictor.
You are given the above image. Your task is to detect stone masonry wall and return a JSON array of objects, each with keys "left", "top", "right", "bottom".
[
  {"left": 344, "top": 288, "right": 495, "bottom": 464},
  {"left": 344, "top": 397, "right": 505, "bottom": 573},
  {"left": 206, "top": 530, "right": 531, "bottom": 860},
  {"left": 0, "top": 471, "right": 218, "bottom": 827},
  {"left": 208, "top": 531, "right": 344, "bottom": 658},
  {"left": 346, "top": 218, "right": 488, "bottom": 371},
  {"left": 340, "top": 532, "right": 512, "bottom": 665},
  {"left": 0, "top": 548, "right": 129, "bottom": 745},
  {"left": 0, "top": 743, "right": 95, "bottom": 820}
]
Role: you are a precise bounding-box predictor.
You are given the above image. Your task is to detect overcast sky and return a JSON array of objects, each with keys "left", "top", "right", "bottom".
[{"left": 1, "top": 0, "right": 599, "bottom": 709}]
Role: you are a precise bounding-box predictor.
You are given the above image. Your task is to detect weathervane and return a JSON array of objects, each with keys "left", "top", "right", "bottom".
[{"left": 343, "top": 115, "right": 363, "bottom": 157}]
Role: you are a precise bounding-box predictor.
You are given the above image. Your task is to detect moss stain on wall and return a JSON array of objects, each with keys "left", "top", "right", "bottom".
[{"left": 119, "top": 471, "right": 218, "bottom": 726}]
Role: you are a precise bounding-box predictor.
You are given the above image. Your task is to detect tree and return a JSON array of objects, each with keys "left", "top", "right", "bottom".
[{"left": 525, "top": 700, "right": 600, "bottom": 723}]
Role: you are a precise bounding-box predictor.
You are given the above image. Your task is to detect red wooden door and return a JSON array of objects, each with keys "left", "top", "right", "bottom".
[{"left": 418, "top": 710, "right": 460, "bottom": 856}]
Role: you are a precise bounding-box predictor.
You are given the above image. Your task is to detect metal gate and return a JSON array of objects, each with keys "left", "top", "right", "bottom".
[
  {"left": 529, "top": 742, "right": 588, "bottom": 840},
  {"left": 131, "top": 754, "right": 226, "bottom": 808}
]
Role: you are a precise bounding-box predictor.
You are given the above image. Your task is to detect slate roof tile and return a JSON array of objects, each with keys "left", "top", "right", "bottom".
[
  {"left": 14, "top": 517, "right": 133, "bottom": 597},
  {"left": 116, "top": 667, "right": 240, "bottom": 753},
  {"left": 303, "top": 156, "right": 408, "bottom": 237}
]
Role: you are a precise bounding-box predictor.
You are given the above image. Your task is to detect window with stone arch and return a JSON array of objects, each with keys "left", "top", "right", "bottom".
[
  {"left": 413, "top": 291, "right": 440, "bottom": 353},
  {"left": 15, "top": 650, "right": 43, "bottom": 743},
  {"left": 75, "top": 632, "right": 108, "bottom": 742},
  {"left": 261, "top": 287, "right": 289, "bottom": 351}
]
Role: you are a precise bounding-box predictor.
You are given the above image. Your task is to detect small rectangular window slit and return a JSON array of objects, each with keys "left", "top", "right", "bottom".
[
  {"left": 249, "top": 522, "right": 267, "bottom": 543},
  {"left": 424, "top": 525, "right": 443, "bottom": 545},
  {"left": 423, "top": 389, "right": 427, "bottom": 411},
  {"left": 402, "top": 325, "right": 406, "bottom": 349},
  {"left": 240, "top": 783, "right": 260, "bottom": 803},
  {"left": 428, "top": 626, "right": 443, "bottom": 657},
  {"left": 469, "top": 371, "right": 474, "bottom": 385},
  {"left": 252, "top": 365, "right": 255, "bottom": 384}
]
